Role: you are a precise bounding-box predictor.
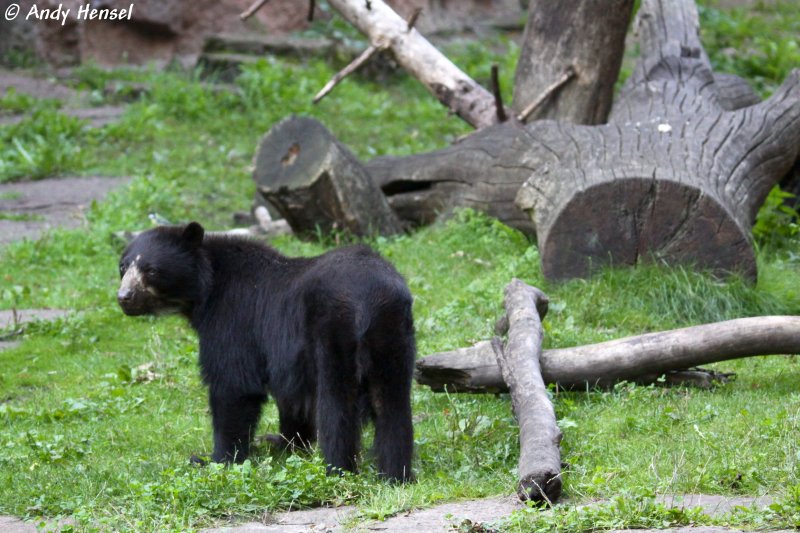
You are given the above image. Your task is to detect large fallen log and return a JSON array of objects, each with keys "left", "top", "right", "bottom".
[
  {"left": 493, "top": 280, "right": 562, "bottom": 503},
  {"left": 415, "top": 316, "right": 800, "bottom": 392},
  {"left": 364, "top": 0, "right": 800, "bottom": 281}
]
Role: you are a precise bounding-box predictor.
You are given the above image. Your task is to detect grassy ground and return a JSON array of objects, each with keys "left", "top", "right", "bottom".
[{"left": 1, "top": 1, "right": 799, "bottom": 531}]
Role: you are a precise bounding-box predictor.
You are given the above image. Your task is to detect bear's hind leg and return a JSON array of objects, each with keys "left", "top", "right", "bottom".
[
  {"left": 367, "top": 324, "right": 415, "bottom": 482},
  {"left": 314, "top": 336, "right": 362, "bottom": 475},
  {"left": 210, "top": 392, "right": 265, "bottom": 463}
]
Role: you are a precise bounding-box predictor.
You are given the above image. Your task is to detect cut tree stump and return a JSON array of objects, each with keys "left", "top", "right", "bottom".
[
  {"left": 492, "top": 280, "right": 562, "bottom": 503},
  {"left": 252, "top": 116, "right": 402, "bottom": 237},
  {"left": 415, "top": 316, "right": 800, "bottom": 392}
]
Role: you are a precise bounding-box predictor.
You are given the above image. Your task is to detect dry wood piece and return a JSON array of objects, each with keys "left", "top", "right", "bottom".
[
  {"left": 252, "top": 116, "right": 402, "bottom": 237},
  {"left": 313, "top": 45, "right": 380, "bottom": 104},
  {"left": 313, "top": 5, "right": 423, "bottom": 105},
  {"left": 326, "top": 0, "right": 503, "bottom": 128},
  {"left": 492, "top": 280, "right": 562, "bottom": 503},
  {"left": 416, "top": 316, "right": 800, "bottom": 392},
  {"left": 515, "top": 66, "right": 576, "bottom": 123},
  {"left": 239, "top": 0, "right": 270, "bottom": 21}
]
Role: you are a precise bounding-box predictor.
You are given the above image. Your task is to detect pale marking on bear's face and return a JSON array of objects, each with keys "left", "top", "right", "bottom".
[{"left": 120, "top": 263, "right": 145, "bottom": 293}]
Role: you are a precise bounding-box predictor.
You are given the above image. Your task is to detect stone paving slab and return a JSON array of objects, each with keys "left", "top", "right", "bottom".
[
  {"left": 0, "top": 69, "right": 126, "bottom": 128},
  {"left": 0, "top": 309, "right": 70, "bottom": 351},
  {"left": 0, "top": 71, "right": 79, "bottom": 103},
  {"left": 200, "top": 493, "right": 784, "bottom": 533},
  {"left": 0, "top": 516, "right": 34, "bottom": 533},
  {"left": 0, "top": 309, "right": 70, "bottom": 331},
  {"left": 0, "top": 175, "right": 130, "bottom": 245}
]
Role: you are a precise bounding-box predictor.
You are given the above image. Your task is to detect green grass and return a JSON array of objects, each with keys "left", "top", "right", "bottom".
[{"left": 0, "top": 1, "right": 799, "bottom": 531}]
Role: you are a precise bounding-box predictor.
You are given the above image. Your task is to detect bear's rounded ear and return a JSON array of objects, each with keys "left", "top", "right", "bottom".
[{"left": 183, "top": 221, "right": 205, "bottom": 247}]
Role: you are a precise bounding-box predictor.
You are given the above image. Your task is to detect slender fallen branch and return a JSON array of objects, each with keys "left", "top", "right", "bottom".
[
  {"left": 314, "top": 45, "right": 380, "bottom": 104},
  {"left": 516, "top": 66, "right": 576, "bottom": 122},
  {"left": 239, "top": 0, "right": 270, "bottom": 21},
  {"left": 416, "top": 316, "right": 800, "bottom": 392},
  {"left": 493, "top": 280, "right": 562, "bottom": 503},
  {"left": 326, "top": 0, "right": 502, "bottom": 128},
  {"left": 313, "top": 6, "right": 422, "bottom": 105},
  {"left": 406, "top": 7, "right": 422, "bottom": 31}
]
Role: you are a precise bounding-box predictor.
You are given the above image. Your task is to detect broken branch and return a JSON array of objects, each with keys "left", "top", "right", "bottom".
[
  {"left": 313, "top": 45, "right": 380, "bottom": 104},
  {"left": 326, "top": 0, "right": 501, "bottom": 128},
  {"left": 416, "top": 316, "right": 800, "bottom": 392},
  {"left": 239, "top": 0, "right": 270, "bottom": 21},
  {"left": 493, "top": 280, "right": 562, "bottom": 503},
  {"left": 516, "top": 66, "right": 576, "bottom": 123}
]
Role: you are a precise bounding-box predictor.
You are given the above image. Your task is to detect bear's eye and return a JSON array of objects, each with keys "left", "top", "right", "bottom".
[
  {"left": 119, "top": 263, "right": 126, "bottom": 276},
  {"left": 143, "top": 266, "right": 159, "bottom": 276}
]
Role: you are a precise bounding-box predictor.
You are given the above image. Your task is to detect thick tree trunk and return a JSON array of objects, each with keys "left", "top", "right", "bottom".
[
  {"left": 253, "top": 116, "right": 402, "bottom": 237},
  {"left": 368, "top": 0, "right": 800, "bottom": 281},
  {"left": 325, "top": 0, "right": 501, "bottom": 129},
  {"left": 516, "top": 0, "right": 800, "bottom": 280},
  {"left": 415, "top": 316, "right": 800, "bottom": 392},
  {"left": 493, "top": 280, "right": 562, "bottom": 503},
  {"left": 512, "top": 0, "right": 634, "bottom": 125}
]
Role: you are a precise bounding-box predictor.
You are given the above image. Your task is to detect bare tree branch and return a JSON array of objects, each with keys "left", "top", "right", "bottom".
[
  {"left": 516, "top": 66, "right": 575, "bottom": 122},
  {"left": 493, "top": 280, "right": 562, "bottom": 503},
  {"left": 325, "top": 0, "right": 502, "bottom": 128},
  {"left": 240, "top": 0, "right": 270, "bottom": 21},
  {"left": 416, "top": 316, "right": 800, "bottom": 392}
]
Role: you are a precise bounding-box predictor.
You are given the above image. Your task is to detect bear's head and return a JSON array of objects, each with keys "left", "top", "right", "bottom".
[{"left": 117, "top": 222, "right": 206, "bottom": 316}]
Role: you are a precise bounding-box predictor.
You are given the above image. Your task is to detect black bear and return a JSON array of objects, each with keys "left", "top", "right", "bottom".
[{"left": 117, "top": 222, "right": 415, "bottom": 481}]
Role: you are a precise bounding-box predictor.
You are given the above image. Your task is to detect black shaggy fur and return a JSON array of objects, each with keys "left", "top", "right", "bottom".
[{"left": 117, "top": 222, "right": 415, "bottom": 481}]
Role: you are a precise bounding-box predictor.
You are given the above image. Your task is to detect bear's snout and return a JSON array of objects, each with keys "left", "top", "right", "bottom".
[
  {"left": 117, "top": 287, "right": 149, "bottom": 316},
  {"left": 117, "top": 287, "right": 133, "bottom": 304}
]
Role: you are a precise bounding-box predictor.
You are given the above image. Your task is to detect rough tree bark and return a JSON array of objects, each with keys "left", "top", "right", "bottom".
[
  {"left": 512, "top": 0, "right": 634, "bottom": 124},
  {"left": 415, "top": 316, "right": 800, "bottom": 392},
  {"left": 492, "top": 280, "right": 562, "bottom": 503}
]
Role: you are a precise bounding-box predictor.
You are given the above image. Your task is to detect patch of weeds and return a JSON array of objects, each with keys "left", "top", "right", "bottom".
[
  {"left": 0, "top": 212, "right": 44, "bottom": 222},
  {"left": 0, "top": 88, "right": 60, "bottom": 115},
  {"left": 0, "top": 109, "right": 88, "bottom": 181},
  {"left": 699, "top": 1, "right": 800, "bottom": 96},
  {"left": 0, "top": 191, "right": 23, "bottom": 200},
  {"left": 499, "top": 491, "right": 709, "bottom": 532},
  {"left": 753, "top": 185, "right": 799, "bottom": 252}
]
